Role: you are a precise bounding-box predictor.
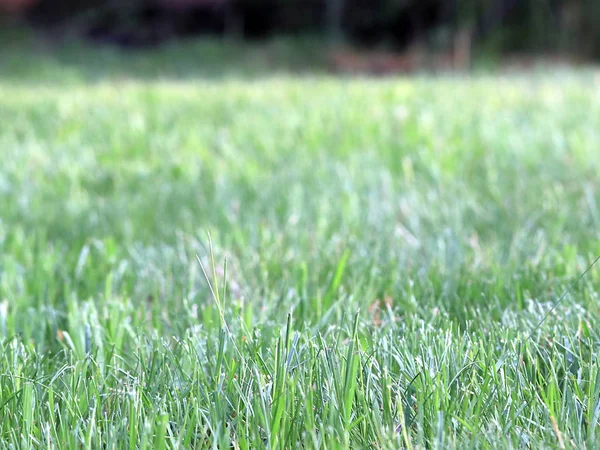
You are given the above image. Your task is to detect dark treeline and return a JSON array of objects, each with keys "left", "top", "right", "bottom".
[{"left": 5, "top": 0, "right": 600, "bottom": 57}]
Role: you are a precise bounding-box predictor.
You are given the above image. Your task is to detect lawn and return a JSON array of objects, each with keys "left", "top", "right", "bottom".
[{"left": 1, "top": 37, "right": 600, "bottom": 448}]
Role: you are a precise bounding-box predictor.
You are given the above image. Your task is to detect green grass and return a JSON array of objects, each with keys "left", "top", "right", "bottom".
[{"left": 1, "top": 37, "right": 600, "bottom": 448}]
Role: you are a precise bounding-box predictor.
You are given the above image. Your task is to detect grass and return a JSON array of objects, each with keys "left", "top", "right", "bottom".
[{"left": 1, "top": 35, "right": 600, "bottom": 448}]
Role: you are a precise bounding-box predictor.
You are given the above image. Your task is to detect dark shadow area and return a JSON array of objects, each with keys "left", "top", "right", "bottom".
[{"left": 2, "top": 0, "right": 598, "bottom": 57}]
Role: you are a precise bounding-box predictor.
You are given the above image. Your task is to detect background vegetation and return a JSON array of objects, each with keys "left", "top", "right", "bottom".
[{"left": 2, "top": 0, "right": 599, "bottom": 58}]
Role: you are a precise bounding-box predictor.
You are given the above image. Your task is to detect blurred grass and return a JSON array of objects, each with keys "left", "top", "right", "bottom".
[
  {"left": 1, "top": 34, "right": 600, "bottom": 448},
  {"left": 0, "top": 28, "right": 328, "bottom": 83}
]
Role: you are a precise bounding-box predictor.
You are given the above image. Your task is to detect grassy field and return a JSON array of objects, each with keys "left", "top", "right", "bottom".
[{"left": 1, "top": 38, "right": 600, "bottom": 448}]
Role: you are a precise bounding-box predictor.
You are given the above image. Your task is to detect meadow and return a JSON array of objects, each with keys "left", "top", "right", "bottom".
[{"left": 1, "top": 37, "right": 600, "bottom": 448}]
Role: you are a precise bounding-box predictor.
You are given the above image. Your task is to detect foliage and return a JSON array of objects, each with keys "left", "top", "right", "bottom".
[{"left": 14, "top": 0, "right": 600, "bottom": 56}]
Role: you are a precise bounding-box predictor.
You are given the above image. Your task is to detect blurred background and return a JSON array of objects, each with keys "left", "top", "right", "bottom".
[{"left": 1, "top": 0, "right": 599, "bottom": 74}]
